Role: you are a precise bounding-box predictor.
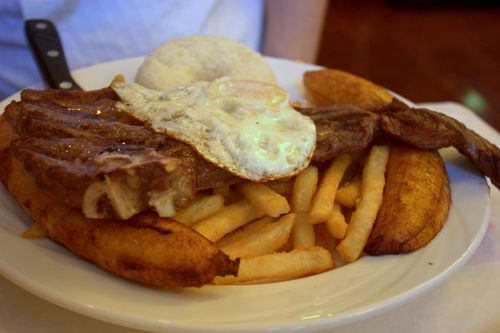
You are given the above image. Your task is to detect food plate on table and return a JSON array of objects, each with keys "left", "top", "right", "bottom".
[{"left": 0, "top": 57, "right": 491, "bottom": 332}]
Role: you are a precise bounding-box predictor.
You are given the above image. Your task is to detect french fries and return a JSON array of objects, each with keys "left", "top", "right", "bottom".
[
  {"left": 220, "top": 213, "right": 296, "bottom": 259},
  {"left": 217, "top": 216, "right": 273, "bottom": 249},
  {"left": 213, "top": 247, "right": 334, "bottom": 284},
  {"left": 174, "top": 194, "right": 224, "bottom": 226},
  {"left": 309, "top": 154, "right": 352, "bottom": 224},
  {"left": 190, "top": 145, "right": 393, "bottom": 284},
  {"left": 238, "top": 182, "right": 290, "bottom": 217},
  {"left": 335, "top": 180, "right": 361, "bottom": 208},
  {"left": 292, "top": 212, "right": 316, "bottom": 249},
  {"left": 190, "top": 143, "right": 386, "bottom": 284},
  {"left": 193, "top": 199, "right": 264, "bottom": 242},
  {"left": 290, "top": 166, "right": 318, "bottom": 249},
  {"left": 291, "top": 165, "right": 318, "bottom": 212},
  {"left": 325, "top": 204, "right": 348, "bottom": 239},
  {"left": 336, "top": 146, "right": 390, "bottom": 262}
]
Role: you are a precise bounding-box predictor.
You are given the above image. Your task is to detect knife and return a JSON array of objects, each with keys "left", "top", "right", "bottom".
[{"left": 24, "top": 19, "right": 82, "bottom": 90}]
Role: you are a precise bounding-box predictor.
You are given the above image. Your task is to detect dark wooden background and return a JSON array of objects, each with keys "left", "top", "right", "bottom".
[{"left": 316, "top": 0, "right": 500, "bottom": 131}]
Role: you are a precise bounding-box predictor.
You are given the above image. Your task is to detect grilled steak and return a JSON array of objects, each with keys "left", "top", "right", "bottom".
[
  {"left": 3, "top": 87, "right": 240, "bottom": 220},
  {"left": 301, "top": 101, "right": 500, "bottom": 189},
  {"left": 299, "top": 105, "right": 379, "bottom": 161},
  {"left": 378, "top": 100, "right": 500, "bottom": 189}
]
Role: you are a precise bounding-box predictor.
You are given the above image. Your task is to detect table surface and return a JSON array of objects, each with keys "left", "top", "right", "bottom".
[{"left": 0, "top": 102, "right": 499, "bottom": 333}]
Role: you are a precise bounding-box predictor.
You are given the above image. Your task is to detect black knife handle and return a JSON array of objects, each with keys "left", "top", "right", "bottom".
[{"left": 25, "top": 19, "right": 82, "bottom": 90}]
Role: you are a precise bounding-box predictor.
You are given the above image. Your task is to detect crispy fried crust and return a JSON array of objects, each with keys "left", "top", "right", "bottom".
[
  {"left": 364, "top": 145, "right": 450, "bottom": 254},
  {"left": 0, "top": 116, "right": 238, "bottom": 287},
  {"left": 303, "top": 69, "right": 393, "bottom": 110}
]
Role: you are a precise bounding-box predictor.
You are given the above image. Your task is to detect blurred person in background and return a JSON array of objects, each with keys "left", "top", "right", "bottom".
[{"left": 0, "top": 0, "right": 327, "bottom": 99}]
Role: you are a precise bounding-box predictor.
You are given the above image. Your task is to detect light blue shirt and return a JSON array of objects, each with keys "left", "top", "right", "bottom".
[{"left": 0, "top": 0, "right": 264, "bottom": 99}]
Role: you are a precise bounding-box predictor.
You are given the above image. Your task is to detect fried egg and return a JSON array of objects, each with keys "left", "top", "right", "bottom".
[{"left": 112, "top": 77, "right": 316, "bottom": 181}]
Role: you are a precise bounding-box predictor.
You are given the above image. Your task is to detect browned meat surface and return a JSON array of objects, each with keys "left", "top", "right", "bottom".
[
  {"left": 3, "top": 88, "right": 239, "bottom": 219},
  {"left": 300, "top": 102, "right": 500, "bottom": 189},
  {"left": 299, "top": 106, "right": 379, "bottom": 162},
  {"left": 377, "top": 100, "right": 500, "bottom": 189}
]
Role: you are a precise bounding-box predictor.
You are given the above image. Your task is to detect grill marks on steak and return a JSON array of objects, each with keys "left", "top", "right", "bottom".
[{"left": 4, "top": 88, "right": 239, "bottom": 219}]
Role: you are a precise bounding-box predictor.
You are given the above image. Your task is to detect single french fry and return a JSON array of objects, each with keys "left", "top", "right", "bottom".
[
  {"left": 309, "top": 154, "right": 352, "bottom": 224},
  {"left": 336, "top": 146, "right": 390, "bottom": 262},
  {"left": 221, "top": 213, "right": 296, "bottom": 259},
  {"left": 293, "top": 212, "right": 315, "bottom": 249},
  {"left": 217, "top": 216, "right": 273, "bottom": 249},
  {"left": 335, "top": 179, "right": 361, "bottom": 208},
  {"left": 291, "top": 165, "right": 318, "bottom": 212},
  {"left": 325, "top": 204, "right": 348, "bottom": 239},
  {"left": 193, "top": 199, "right": 264, "bottom": 242},
  {"left": 238, "top": 182, "right": 290, "bottom": 217},
  {"left": 213, "top": 246, "right": 334, "bottom": 284},
  {"left": 173, "top": 194, "right": 224, "bottom": 226}
]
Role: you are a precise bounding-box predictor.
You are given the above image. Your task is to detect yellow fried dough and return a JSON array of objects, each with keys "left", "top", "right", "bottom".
[
  {"left": 364, "top": 145, "right": 450, "bottom": 254},
  {"left": 303, "top": 69, "right": 393, "bottom": 109}
]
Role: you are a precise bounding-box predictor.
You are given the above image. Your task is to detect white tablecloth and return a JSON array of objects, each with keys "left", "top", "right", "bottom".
[{"left": 0, "top": 102, "right": 499, "bottom": 333}]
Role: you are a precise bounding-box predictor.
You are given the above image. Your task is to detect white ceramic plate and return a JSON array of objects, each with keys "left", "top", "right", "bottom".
[{"left": 0, "top": 57, "right": 490, "bottom": 333}]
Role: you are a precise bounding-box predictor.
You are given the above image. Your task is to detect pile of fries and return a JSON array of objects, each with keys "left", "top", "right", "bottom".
[{"left": 173, "top": 145, "right": 390, "bottom": 284}]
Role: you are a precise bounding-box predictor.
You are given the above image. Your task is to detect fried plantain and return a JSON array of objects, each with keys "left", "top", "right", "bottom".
[
  {"left": 303, "top": 69, "right": 393, "bottom": 109},
  {"left": 364, "top": 145, "right": 450, "bottom": 254}
]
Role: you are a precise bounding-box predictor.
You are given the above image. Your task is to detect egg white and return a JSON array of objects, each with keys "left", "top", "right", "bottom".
[{"left": 112, "top": 77, "right": 316, "bottom": 181}]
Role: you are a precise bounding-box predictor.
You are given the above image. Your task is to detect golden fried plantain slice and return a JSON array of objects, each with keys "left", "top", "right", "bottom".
[
  {"left": 398, "top": 176, "right": 450, "bottom": 253},
  {"left": 0, "top": 117, "right": 237, "bottom": 287},
  {"left": 303, "top": 69, "right": 393, "bottom": 109},
  {"left": 364, "top": 145, "right": 450, "bottom": 255}
]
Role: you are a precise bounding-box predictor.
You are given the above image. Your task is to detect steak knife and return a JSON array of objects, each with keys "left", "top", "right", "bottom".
[{"left": 24, "top": 19, "right": 82, "bottom": 90}]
